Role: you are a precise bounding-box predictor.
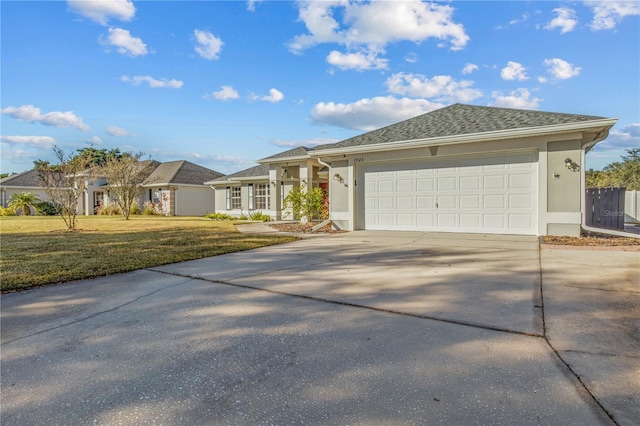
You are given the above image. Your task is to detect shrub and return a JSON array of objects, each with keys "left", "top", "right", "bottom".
[
  {"left": 99, "top": 204, "right": 123, "bottom": 216},
  {"left": 205, "top": 212, "right": 235, "bottom": 220},
  {"left": 129, "top": 203, "right": 142, "bottom": 215},
  {"left": 249, "top": 211, "right": 271, "bottom": 222},
  {"left": 143, "top": 201, "right": 161, "bottom": 216},
  {"left": 284, "top": 186, "right": 325, "bottom": 221},
  {"left": 0, "top": 206, "right": 16, "bottom": 216},
  {"left": 35, "top": 201, "right": 62, "bottom": 216}
]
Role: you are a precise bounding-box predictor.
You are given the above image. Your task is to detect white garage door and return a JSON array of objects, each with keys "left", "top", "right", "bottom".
[{"left": 361, "top": 152, "right": 538, "bottom": 234}]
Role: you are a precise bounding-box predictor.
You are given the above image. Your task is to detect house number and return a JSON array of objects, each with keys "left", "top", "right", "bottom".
[{"left": 353, "top": 157, "right": 365, "bottom": 163}]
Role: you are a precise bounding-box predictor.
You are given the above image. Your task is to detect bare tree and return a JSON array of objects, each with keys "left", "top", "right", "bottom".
[
  {"left": 34, "top": 146, "right": 97, "bottom": 231},
  {"left": 101, "top": 152, "right": 156, "bottom": 220}
]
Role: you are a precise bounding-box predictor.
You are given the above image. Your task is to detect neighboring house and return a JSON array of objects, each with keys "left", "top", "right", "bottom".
[
  {"left": 2, "top": 160, "right": 223, "bottom": 217},
  {"left": 138, "top": 160, "right": 223, "bottom": 216},
  {"left": 212, "top": 103, "right": 616, "bottom": 237},
  {"left": 206, "top": 147, "right": 329, "bottom": 219},
  {"left": 0, "top": 170, "right": 53, "bottom": 214}
]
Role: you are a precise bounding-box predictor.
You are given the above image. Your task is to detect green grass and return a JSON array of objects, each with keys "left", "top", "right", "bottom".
[{"left": 0, "top": 215, "right": 298, "bottom": 293}]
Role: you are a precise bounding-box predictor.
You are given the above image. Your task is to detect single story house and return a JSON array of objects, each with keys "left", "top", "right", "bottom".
[
  {"left": 0, "top": 170, "right": 53, "bottom": 214},
  {"left": 2, "top": 160, "right": 223, "bottom": 217},
  {"left": 211, "top": 103, "right": 616, "bottom": 237},
  {"left": 100, "top": 160, "right": 223, "bottom": 216}
]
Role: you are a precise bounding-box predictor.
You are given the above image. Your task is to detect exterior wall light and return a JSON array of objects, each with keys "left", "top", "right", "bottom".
[
  {"left": 565, "top": 158, "right": 579, "bottom": 172},
  {"left": 333, "top": 173, "right": 344, "bottom": 184}
]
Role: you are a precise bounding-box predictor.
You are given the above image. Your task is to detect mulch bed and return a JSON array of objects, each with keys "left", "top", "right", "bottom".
[
  {"left": 542, "top": 231, "right": 640, "bottom": 247},
  {"left": 269, "top": 222, "right": 347, "bottom": 234}
]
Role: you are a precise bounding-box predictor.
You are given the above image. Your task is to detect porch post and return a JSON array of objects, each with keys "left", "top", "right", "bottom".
[{"left": 268, "top": 166, "right": 282, "bottom": 220}]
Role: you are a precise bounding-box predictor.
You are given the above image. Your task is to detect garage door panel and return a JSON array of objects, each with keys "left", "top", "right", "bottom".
[
  {"left": 437, "top": 177, "right": 456, "bottom": 190},
  {"left": 417, "top": 178, "right": 434, "bottom": 191},
  {"left": 484, "top": 175, "right": 505, "bottom": 190},
  {"left": 460, "top": 176, "right": 480, "bottom": 190},
  {"left": 460, "top": 195, "right": 479, "bottom": 209},
  {"left": 362, "top": 153, "right": 537, "bottom": 234}
]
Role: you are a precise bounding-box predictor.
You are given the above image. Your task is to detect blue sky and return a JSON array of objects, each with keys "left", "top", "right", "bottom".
[{"left": 1, "top": 0, "right": 638, "bottom": 175}]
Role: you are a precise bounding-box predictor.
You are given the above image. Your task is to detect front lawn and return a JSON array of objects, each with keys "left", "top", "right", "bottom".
[{"left": 0, "top": 216, "right": 297, "bottom": 293}]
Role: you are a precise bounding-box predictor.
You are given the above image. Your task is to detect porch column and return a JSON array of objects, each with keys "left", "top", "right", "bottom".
[{"left": 269, "top": 166, "right": 282, "bottom": 220}]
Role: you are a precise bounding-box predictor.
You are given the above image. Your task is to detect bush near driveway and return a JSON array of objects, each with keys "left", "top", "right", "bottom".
[{"left": 0, "top": 216, "right": 297, "bottom": 293}]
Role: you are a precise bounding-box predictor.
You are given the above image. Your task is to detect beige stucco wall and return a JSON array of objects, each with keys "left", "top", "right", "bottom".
[
  {"left": 545, "top": 139, "right": 583, "bottom": 237},
  {"left": 316, "top": 131, "right": 591, "bottom": 235},
  {"left": 175, "top": 187, "right": 215, "bottom": 216}
]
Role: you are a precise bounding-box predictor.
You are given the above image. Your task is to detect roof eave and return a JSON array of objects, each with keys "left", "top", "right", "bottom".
[
  {"left": 310, "top": 119, "right": 618, "bottom": 157},
  {"left": 258, "top": 155, "right": 311, "bottom": 164}
]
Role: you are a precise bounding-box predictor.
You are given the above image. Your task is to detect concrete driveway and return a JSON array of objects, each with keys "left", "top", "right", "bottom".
[{"left": 1, "top": 231, "right": 638, "bottom": 425}]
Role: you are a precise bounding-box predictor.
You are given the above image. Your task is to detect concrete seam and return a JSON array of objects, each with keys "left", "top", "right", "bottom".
[
  {"left": 1, "top": 277, "right": 194, "bottom": 346},
  {"left": 149, "top": 268, "right": 545, "bottom": 339},
  {"left": 538, "top": 240, "right": 619, "bottom": 426}
]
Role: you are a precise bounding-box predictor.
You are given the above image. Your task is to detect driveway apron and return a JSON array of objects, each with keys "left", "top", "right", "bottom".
[{"left": 1, "top": 231, "right": 633, "bottom": 425}]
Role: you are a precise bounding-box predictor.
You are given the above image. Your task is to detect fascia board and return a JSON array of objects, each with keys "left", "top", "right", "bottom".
[
  {"left": 206, "top": 179, "right": 241, "bottom": 186},
  {"left": 258, "top": 155, "right": 310, "bottom": 164},
  {"left": 309, "top": 119, "right": 618, "bottom": 157}
]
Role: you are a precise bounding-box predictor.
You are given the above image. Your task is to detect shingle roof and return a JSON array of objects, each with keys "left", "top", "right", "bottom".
[
  {"left": 0, "top": 170, "right": 43, "bottom": 187},
  {"left": 143, "top": 161, "right": 224, "bottom": 185},
  {"left": 260, "top": 146, "right": 310, "bottom": 161},
  {"left": 206, "top": 164, "right": 269, "bottom": 184},
  {"left": 313, "top": 103, "right": 609, "bottom": 151}
]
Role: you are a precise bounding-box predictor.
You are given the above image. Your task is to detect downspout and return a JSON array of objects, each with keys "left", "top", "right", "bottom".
[{"left": 314, "top": 157, "right": 334, "bottom": 231}]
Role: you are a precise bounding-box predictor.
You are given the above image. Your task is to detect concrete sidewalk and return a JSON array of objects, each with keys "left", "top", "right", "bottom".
[{"left": 1, "top": 231, "right": 637, "bottom": 425}]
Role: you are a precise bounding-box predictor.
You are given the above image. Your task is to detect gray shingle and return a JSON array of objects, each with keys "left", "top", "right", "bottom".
[
  {"left": 0, "top": 170, "right": 43, "bottom": 187},
  {"left": 207, "top": 164, "right": 269, "bottom": 183},
  {"left": 313, "top": 103, "right": 608, "bottom": 151},
  {"left": 144, "top": 161, "right": 223, "bottom": 185},
  {"left": 260, "top": 146, "right": 310, "bottom": 161}
]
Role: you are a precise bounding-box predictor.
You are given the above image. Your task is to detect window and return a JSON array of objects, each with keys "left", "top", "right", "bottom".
[
  {"left": 231, "top": 187, "right": 241, "bottom": 209},
  {"left": 255, "top": 183, "right": 270, "bottom": 210}
]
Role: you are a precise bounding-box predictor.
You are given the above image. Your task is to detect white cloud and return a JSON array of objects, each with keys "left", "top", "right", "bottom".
[
  {"left": 496, "top": 13, "right": 530, "bottom": 29},
  {"left": 386, "top": 72, "right": 482, "bottom": 103},
  {"left": 462, "top": 63, "right": 479, "bottom": 74},
  {"left": 545, "top": 7, "right": 578, "bottom": 34},
  {"left": 606, "top": 123, "right": 640, "bottom": 147},
  {"left": 500, "top": 61, "right": 528, "bottom": 81},
  {"left": 247, "top": 0, "right": 263, "bottom": 12},
  {"left": 68, "top": 0, "right": 135, "bottom": 25},
  {"left": 490, "top": 88, "right": 541, "bottom": 109},
  {"left": 121, "top": 75, "right": 184, "bottom": 89},
  {"left": 271, "top": 137, "right": 339, "bottom": 148},
  {"left": 326, "top": 50, "right": 388, "bottom": 71},
  {"left": 86, "top": 136, "right": 103, "bottom": 145},
  {"left": 0, "top": 135, "right": 56, "bottom": 147},
  {"left": 588, "top": 1, "right": 640, "bottom": 30},
  {"left": 404, "top": 52, "right": 418, "bottom": 63},
  {"left": 1, "top": 105, "right": 90, "bottom": 130},
  {"left": 210, "top": 85, "right": 240, "bottom": 101},
  {"left": 311, "top": 96, "right": 444, "bottom": 131},
  {"left": 257, "top": 88, "right": 284, "bottom": 103},
  {"left": 543, "top": 58, "right": 581, "bottom": 80},
  {"left": 194, "top": 29, "right": 223, "bottom": 60},
  {"left": 289, "top": 0, "right": 469, "bottom": 70},
  {"left": 106, "top": 125, "right": 135, "bottom": 137},
  {"left": 102, "top": 27, "right": 147, "bottom": 56}
]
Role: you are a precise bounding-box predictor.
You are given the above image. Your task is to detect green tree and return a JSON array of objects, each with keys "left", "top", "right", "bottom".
[
  {"left": 101, "top": 152, "right": 156, "bottom": 220},
  {"left": 75, "top": 147, "right": 123, "bottom": 168},
  {"left": 283, "top": 185, "right": 325, "bottom": 222},
  {"left": 35, "top": 146, "right": 98, "bottom": 230},
  {"left": 8, "top": 192, "right": 41, "bottom": 216},
  {"left": 586, "top": 148, "right": 640, "bottom": 190}
]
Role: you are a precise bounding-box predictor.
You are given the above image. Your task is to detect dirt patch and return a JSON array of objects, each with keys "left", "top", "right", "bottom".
[
  {"left": 269, "top": 222, "right": 347, "bottom": 234},
  {"left": 542, "top": 231, "right": 640, "bottom": 247}
]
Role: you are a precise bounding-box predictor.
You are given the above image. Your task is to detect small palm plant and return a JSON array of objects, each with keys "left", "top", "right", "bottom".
[{"left": 8, "top": 192, "right": 41, "bottom": 216}]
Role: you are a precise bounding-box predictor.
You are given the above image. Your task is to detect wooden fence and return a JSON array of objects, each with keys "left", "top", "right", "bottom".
[{"left": 585, "top": 187, "right": 625, "bottom": 230}]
